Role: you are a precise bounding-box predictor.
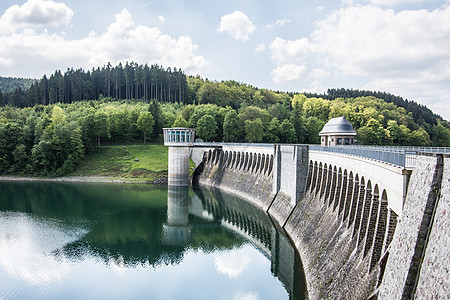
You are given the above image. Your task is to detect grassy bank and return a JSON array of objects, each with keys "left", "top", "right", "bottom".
[{"left": 69, "top": 144, "right": 171, "bottom": 183}]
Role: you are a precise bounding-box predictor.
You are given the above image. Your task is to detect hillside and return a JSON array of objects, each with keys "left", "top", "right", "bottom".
[
  {"left": 0, "top": 76, "right": 35, "bottom": 93},
  {"left": 0, "top": 63, "right": 449, "bottom": 178},
  {"left": 69, "top": 145, "right": 170, "bottom": 183}
]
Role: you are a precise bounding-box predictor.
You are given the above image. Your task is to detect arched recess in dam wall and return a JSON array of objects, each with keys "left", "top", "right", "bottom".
[
  {"left": 192, "top": 146, "right": 275, "bottom": 211},
  {"left": 190, "top": 146, "right": 449, "bottom": 299}
]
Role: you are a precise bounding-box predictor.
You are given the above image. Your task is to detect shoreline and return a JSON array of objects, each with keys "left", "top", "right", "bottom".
[{"left": 0, "top": 175, "right": 168, "bottom": 185}]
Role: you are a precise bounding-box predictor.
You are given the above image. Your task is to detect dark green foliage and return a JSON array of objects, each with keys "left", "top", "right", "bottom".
[
  {"left": 0, "top": 77, "right": 35, "bottom": 94},
  {"left": 0, "top": 62, "right": 448, "bottom": 173},
  {"left": 149, "top": 99, "right": 164, "bottom": 138},
  {"left": 280, "top": 119, "right": 296, "bottom": 143},
  {"left": 304, "top": 117, "right": 326, "bottom": 144},
  {"left": 196, "top": 115, "right": 217, "bottom": 141},
  {"left": 137, "top": 111, "right": 155, "bottom": 144},
  {"left": 0, "top": 63, "right": 188, "bottom": 107},
  {"left": 291, "top": 100, "right": 305, "bottom": 143},
  {"left": 266, "top": 118, "right": 281, "bottom": 143},
  {"left": 305, "top": 88, "right": 440, "bottom": 127},
  {"left": 244, "top": 118, "right": 264, "bottom": 143},
  {"left": 223, "top": 110, "right": 242, "bottom": 142}
]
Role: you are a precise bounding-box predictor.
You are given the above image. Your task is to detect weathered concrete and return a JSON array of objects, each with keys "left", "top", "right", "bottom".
[
  {"left": 269, "top": 145, "right": 309, "bottom": 226},
  {"left": 189, "top": 144, "right": 449, "bottom": 300},
  {"left": 284, "top": 185, "right": 379, "bottom": 299},
  {"left": 415, "top": 156, "right": 450, "bottom": 299},
  {"left": 164, "top": 128, "right": 196, "bottom": 186},
  {"left": 309, "top": 150, "right": 410, "bottom": 217},
  {"left": 168, "top": 146, "right": 190, "bottom": 186},
  {"left": 379, "top": 154, "right": 444, "bottom": 299},
  {"left": 191, "top": 147, "right": 274, "bottom": 211}
]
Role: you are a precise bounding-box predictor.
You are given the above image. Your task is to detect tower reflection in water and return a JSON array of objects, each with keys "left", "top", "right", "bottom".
[{"left": 162, "top": 186, "right": 192, "bottom": 246}]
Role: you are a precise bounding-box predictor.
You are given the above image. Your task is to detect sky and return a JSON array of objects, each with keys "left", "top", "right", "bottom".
[{"left": 0, "top": 0, "right": 449, "bottom": 120}]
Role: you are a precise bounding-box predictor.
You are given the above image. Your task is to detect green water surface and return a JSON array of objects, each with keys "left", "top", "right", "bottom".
[{"left": 0, "top": 181, "right": 305, "bottom": 299}]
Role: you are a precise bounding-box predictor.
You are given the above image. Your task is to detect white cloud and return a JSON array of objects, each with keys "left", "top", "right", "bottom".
[
  {"left": 158, "top": 15, "right": 165, "bottom": 22},
  {"left": 254, "top": 43, "right": 266, "bottom": 53},
  {"left": 269, "top": 37, "right": 314, "bottom": 63},
  {"left": 311, "top": 6, "right": 450, "bottom": 75},
  {"left": 0, "top": 213, "right": 81, "bottom": 285},
  {"left": 0, "top": 57, "right": 13, "bottom": 67},
  {"left": 341, "top": 0, "right": 354, "bottom": 6},
  {"left": 363, "top": 74, "right": 450, "bottom": 120},
  {"left": 214, "top": 251, "right": 251, "bottom": 279},
  {"left": 233, "top": 291, "right": 259, "bottom": 300},
  {"left": 309, "top": 80, "right": 327, "bottom": 94},
  {"left": 309, "top": 4, "right": 450, "bottom": 120},
  {"left": 265, "top": 19, "right": 291, "bottom": 30},
  {"left": 217, "top": 11, "right": 256, "bottom": 42},
  {"left": 368, "top": 0, "right": 437, "bottom": 7},
  {"left": 0, "top": 8, "right": 208, "bottom": 77},
  {"left": 0, "top": 0, "right": 73, "bottom": 34},
  {"left": 271, "top": 64, "right": 307, "bottom": 84},
  {"left": 308, "top": 68, "right": 330, "bottom": 80}
]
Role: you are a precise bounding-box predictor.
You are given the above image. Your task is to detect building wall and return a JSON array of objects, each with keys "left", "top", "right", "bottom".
[{"left": 321, "top": 135, "right": 355, "bottom": 147}]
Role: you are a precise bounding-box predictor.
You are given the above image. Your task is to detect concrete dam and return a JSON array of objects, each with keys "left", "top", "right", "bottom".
[{"left": 164, "top": 128, "right": 449, "bottom": 299}]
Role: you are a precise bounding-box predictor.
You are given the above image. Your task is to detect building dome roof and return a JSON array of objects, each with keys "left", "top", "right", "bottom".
[{"left": 319, "top": 116, "right": 356, "bottom": 136}]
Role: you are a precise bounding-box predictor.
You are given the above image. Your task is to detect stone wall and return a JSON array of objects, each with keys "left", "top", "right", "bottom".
[
  {"left": 191, "top": 147, "right": 274, "bottom": 211},
  {"left": 284, "top": 171, "right": 381, "bottom": 299},
  {"left": 191, "top": 145, "right": 449, "bottom": 300},
  {"left": 415, "top": 155, "right": 449, "bottom": 298},
  {"left": 379, "top": 154, "right": 448, "bottom": 299},
  {"left": 268, "top": 145, "right": 309, "bottom": 226}
]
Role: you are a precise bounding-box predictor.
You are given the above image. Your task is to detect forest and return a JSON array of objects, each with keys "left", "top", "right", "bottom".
[{"left": 1, "top": 62, "right": 449, "bottom": 176}]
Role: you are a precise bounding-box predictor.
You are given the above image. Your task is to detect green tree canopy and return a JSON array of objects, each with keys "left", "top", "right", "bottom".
[
  {"left": 266, "top": 117, "right": 281, "bottom": 143},
  {"left": 196, "top": 114, "right": 217, "bottom": 141},
  {"left": 280, "top": 119, "right": 296, "bottom": 143},
  {"left": 172, "top": 115, "right": 188, "bottom": 128},
  {"left": 137, "top": 111, "right": 155, "bottom": 144},
  {"left": 223, "top": 110, "right": 242, "bottom": 142},
  {"left": 244, "top": 118, "right": 264, "bottom": 143}
]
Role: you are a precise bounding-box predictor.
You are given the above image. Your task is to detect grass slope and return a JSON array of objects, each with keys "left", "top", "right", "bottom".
[{"left": 70, "top": 144, "right": 171, "bottom": 182}]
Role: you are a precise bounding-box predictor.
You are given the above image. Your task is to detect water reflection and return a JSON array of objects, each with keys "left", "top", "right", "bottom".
[
  {"left": 0, "top": 212, "right": 79, "bottom": 285},
  {"left": 0, "top": 182, "right": 306, "bottom": 299},
  {"left": 193, "top": 187, "right": 307, "bottom": 299},
  {"left": 162, "top": 186, "right": 192, "bottom": 246}
]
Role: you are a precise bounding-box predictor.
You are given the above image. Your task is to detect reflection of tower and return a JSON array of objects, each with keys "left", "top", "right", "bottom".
[
  {"left": 163, "top": 128, "right": 195, "bottom": 186},
  {"left": 162, "top": 186, "right": 192, "bottom": 245}
]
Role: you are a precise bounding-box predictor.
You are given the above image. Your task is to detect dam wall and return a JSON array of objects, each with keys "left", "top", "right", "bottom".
[
  {"left": 379, "top": 154, "right": 449, "bottom": 299},
  {"left": 191, "top": 145, "right": 274, "bottom": 211},
  {"left": 190, "top": 145, "right": 449, "bottom": 299}
]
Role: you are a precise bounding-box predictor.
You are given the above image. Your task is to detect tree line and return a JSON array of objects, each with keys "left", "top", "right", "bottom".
[
  {"left": 1, "top": 63, "right": 450, "bottom": 177},
  {"left": 0, "top": 62, "right": 188, "bottom": 107},
  {"left": 1, "top": 94, "right": 449, "bottom": 176},
  {"left": 304, "top": 88, "right": 439, "bottom": 127}
]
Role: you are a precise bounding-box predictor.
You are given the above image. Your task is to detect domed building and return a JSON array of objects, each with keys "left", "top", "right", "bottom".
[{"left": 319, "top": 116, "right": 356, "bottom": 147}]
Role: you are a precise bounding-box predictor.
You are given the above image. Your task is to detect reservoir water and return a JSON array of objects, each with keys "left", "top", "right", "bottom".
[{"left": 0, "top": 181, "right": 306, "bottom": 299}]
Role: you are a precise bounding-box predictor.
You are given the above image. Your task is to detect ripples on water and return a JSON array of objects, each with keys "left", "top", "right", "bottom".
[{"left": 0, "top": 182, "right": 305, "bottom": 299}]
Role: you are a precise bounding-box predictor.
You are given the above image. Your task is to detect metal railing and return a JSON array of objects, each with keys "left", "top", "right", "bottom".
[
  {"left": 309, "top": 145, "right": 450, "bottom": 169},
  {"left": 191, "top": 142, "right": 449, "bottom": 169},
  {"left": 192, "top": 142, "right": 274, "bottom": 148}
]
